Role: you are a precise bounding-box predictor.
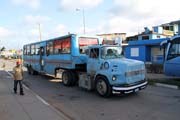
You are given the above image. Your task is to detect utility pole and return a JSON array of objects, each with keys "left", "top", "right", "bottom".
[
  {"left": 76, "top": 8, "right": 86, "bottom": 34},
  {"left": 38, "top": 23, "right": 42, "bottom": 41}
]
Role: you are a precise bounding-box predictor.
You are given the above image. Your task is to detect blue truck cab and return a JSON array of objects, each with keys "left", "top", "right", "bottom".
[{"left": 78, "top": 45, "right": 147, "bottom": 97}]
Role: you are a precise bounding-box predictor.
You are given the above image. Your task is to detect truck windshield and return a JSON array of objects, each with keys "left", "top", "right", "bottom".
[
  {"left": 101, "top": 46, "right": 123, "bottom": 59},
  {"left": 167, "top": 42, "right": 180, "bottom": 60}
]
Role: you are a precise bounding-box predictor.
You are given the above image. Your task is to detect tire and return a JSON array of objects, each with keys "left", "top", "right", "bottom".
[
  {"left": 27, "top": 66, "right": 31, "bottom": 75},
  {"left": 62, "top": 71, "right": 73, "bottom": 86},
  {"left": 29, "top": 66, "right": 37, "bottom": 75},
  {"left": 95, "top": 76, "right": 112, "bottom": 97}
]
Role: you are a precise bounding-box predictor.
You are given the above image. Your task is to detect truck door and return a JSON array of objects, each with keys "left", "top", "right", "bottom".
[
  {"left": 87, "top": 48, "right": 101, "bottom": 77},
  {"left": 39, "top": 46, "right": 45, "bottom": 71}
]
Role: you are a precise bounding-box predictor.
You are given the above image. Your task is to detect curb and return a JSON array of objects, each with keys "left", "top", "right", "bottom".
[
  {"left": 5, "top": 70, "right": 72, "bottom": 120},
  {"left": 155, "top": 83, "right": 179, "bottom": 90}
]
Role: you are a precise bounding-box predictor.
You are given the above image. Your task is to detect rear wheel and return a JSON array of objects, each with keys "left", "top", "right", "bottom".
[
  {"left": 29, "top": 67, "right": 38, "bottom": 75},
  {"left": 62, "top": 70, "right": 73, "bottom": 86},
  {"left": 27, "top": 66, "right": 31, "bottom": 75},
  {"left": 95, "top": 76, "right": 112, "bottom": 97}
]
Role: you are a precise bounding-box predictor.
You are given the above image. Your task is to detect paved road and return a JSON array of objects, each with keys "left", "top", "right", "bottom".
[{"left": 2, "top": 59, "right": 180, "bottom": 120}]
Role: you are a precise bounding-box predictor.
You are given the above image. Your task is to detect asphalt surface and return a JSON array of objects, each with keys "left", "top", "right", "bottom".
[{"left": 1, "top": 59, "right": 180, "bottom": 120}]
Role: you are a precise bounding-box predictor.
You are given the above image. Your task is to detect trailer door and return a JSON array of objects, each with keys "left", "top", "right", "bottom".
[{"left": 39, "top": 46, "right": 45, "bottom": 71}]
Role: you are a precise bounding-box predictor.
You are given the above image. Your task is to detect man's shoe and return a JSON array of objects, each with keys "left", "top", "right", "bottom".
[
  {"left": 20, "top": 93, "right": 24, "bottom": 95},
  {"left": 14, "top": 91, "right": 17, "bottom": 94}
]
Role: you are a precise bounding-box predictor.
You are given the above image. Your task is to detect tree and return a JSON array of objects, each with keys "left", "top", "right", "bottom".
[{"left": 0, "top": 46, "right": 6, "bottom": 51}]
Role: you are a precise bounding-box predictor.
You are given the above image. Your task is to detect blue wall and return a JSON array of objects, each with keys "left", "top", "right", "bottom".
[
  {"left": 125, "top": 38, "right": 168, "bottom": 63},
  {"left": 125, "top": 46, "right": 146, "bottom": 62}
]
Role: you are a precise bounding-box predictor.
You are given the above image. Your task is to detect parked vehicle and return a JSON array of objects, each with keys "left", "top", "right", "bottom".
[
  {"left": 23, "top": 34, "right": 147, "bottom": 97},
  {"left": 161, "top": 35, "right": 180, "bottom": 76}
]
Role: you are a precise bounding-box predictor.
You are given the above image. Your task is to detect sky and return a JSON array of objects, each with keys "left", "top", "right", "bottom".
[{"left": 0, "top": 0, "right": 180, "bottom": 50}]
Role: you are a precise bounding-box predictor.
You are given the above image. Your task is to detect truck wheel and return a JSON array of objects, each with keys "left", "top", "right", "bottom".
[
  {"left": 62, "top": 71, "right": 72, "bottom": 86},
  {"left": 95, "top": 76, "right": 112, "bottom": 97}
]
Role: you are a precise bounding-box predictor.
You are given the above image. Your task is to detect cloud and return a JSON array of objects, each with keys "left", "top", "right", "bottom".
[
  {"left": 111, "top": 0, "right": 180, "bottom": 21},
  {"left": 105, "top": 0, "right": 180, "bottom": 36},
  {"left": 12, "top": 0, "right": 41, "bottom": 9},
  {"left": 0, "top": 27, "right": 14, "bottom": 38},
  {"left": 0, "top": 27, "right": 20, "bottom": 49},
  {"left": 24, "top": 15, "right": 51, "bottom": 25},
  {"left": 54, "top": 24, "right": 68, "bottom": 35},
  {"left": 59, "top": 0, "right": 103, "bottom": 10}
]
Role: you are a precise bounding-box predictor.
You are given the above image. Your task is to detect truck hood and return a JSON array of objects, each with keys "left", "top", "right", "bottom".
[{"left": 107, "top": 58, "right": 145, "bottom": 72}]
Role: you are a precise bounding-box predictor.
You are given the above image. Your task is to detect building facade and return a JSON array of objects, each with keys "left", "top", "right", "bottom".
[
  {"left": 97, "top": 33, "right": 126, "bottom": 42},
  {"left": 126, "top": 20, "right": 180, "bottom": 42}
]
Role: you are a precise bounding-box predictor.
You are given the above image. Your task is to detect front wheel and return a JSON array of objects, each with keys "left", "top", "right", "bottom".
[
  {"left": 62, "top": 71, "right": 72, "bottom": 86},
  {"left": 95, "top": 76, "right": 112, "bottom": 97}
]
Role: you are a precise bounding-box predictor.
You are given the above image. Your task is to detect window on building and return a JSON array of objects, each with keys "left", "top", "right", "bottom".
[
  {"left": 142, "top": 36, "right": 149, "bottom": 40},
  {"left": 157, "top": 35, "right": 161, "bottom": 38}
]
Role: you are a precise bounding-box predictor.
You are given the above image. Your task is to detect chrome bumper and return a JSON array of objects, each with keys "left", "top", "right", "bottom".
[{"left": 112, "top": 81, "right": 148, "bottom": 94}]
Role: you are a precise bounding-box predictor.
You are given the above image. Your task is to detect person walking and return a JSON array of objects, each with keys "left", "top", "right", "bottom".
[{"left": 13, "top": 61, "right": 24, "bottom": 95}]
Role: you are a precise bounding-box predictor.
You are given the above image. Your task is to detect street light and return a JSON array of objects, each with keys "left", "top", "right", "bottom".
[{"left": 76, "top": 8, "right": 86, "bottom": 34}]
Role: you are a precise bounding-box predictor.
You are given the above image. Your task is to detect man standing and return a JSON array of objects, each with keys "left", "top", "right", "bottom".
[{"left": 13, "top": 61, "right": 24, "bottom": 95}]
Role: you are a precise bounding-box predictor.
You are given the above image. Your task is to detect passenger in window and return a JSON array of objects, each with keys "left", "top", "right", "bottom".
[{"left": 107, "top": 49, "right": 114, "bottom": 56}]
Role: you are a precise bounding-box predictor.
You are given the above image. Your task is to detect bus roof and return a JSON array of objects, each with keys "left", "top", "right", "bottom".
[
  {"left": 23, "top": 34, "right": 102, "bottom": 46},
  {"left": 160, "top": 35, "right": 180, "bottom": 46}
]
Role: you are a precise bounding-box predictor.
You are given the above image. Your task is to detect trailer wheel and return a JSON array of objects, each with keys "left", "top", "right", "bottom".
[
  {"left": 28, "top": 66, "right": 38, "bottom": 75},
  {"left": 27, "top": 66, "right": 31, "bottom": 74},
  {"left": 95, "top": 76, "right": 112, "bottom": 97},
  {"left": 62, "top": 71, "right": 72, "bottom": 86}
]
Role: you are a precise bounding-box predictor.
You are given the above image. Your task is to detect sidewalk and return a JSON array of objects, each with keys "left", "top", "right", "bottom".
[
  {"left": 0, "top": 69, "right": 71, "bottom": 120},
  {"left": 146, "top": 73, "right": 180, "bottom": 80}
]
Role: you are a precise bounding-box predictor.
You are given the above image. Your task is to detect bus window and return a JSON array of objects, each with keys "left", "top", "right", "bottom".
[
  {"left": 27, "top": 45, "right": 30, "bottom": 55},
  {"left": 54, "top": 37, "right": 71, "bottom": 54},
  {"left": 31, "top": 44, "right": 36, "bottom": 55},
  {"left": 47, "top": 41, "right": 54, "bottom": 55},
  {"left": 54, "top": 39, "right": 62, "bottom": 54},
  {"left": 23, "top": 46, "right": 27, "bottom": 55},
  {"left": 79, "top": 37, "right": 98, "bottom": 54},
  {"left": 35, "top": 44, "right": 40, "bottom": 55}
]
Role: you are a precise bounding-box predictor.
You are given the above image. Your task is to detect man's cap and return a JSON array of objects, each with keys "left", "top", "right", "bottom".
[{"left": 16, "top": 61, "right": 21, "bottom": 65}]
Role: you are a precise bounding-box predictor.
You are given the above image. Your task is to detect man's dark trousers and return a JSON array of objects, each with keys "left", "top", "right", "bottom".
[{"left": 14, "top": 80, "right": 24, "bottom": 95}]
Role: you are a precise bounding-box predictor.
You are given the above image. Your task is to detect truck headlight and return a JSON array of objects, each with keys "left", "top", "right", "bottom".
[
  {"left": 104, "top": 62, "right": 109, "bottom": 69},
  {"left": 112, "top": 75, "right": 117, "bottom": 81}
]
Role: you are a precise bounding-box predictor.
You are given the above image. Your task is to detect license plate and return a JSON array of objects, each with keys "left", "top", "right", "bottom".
[{"left": 134, "top": 88, "right": 139, "bottom": 92}]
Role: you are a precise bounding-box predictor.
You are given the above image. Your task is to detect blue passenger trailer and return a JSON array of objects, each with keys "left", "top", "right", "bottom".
[{"left": 23, "top": 34, "right": 147, "bottom": 97}]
